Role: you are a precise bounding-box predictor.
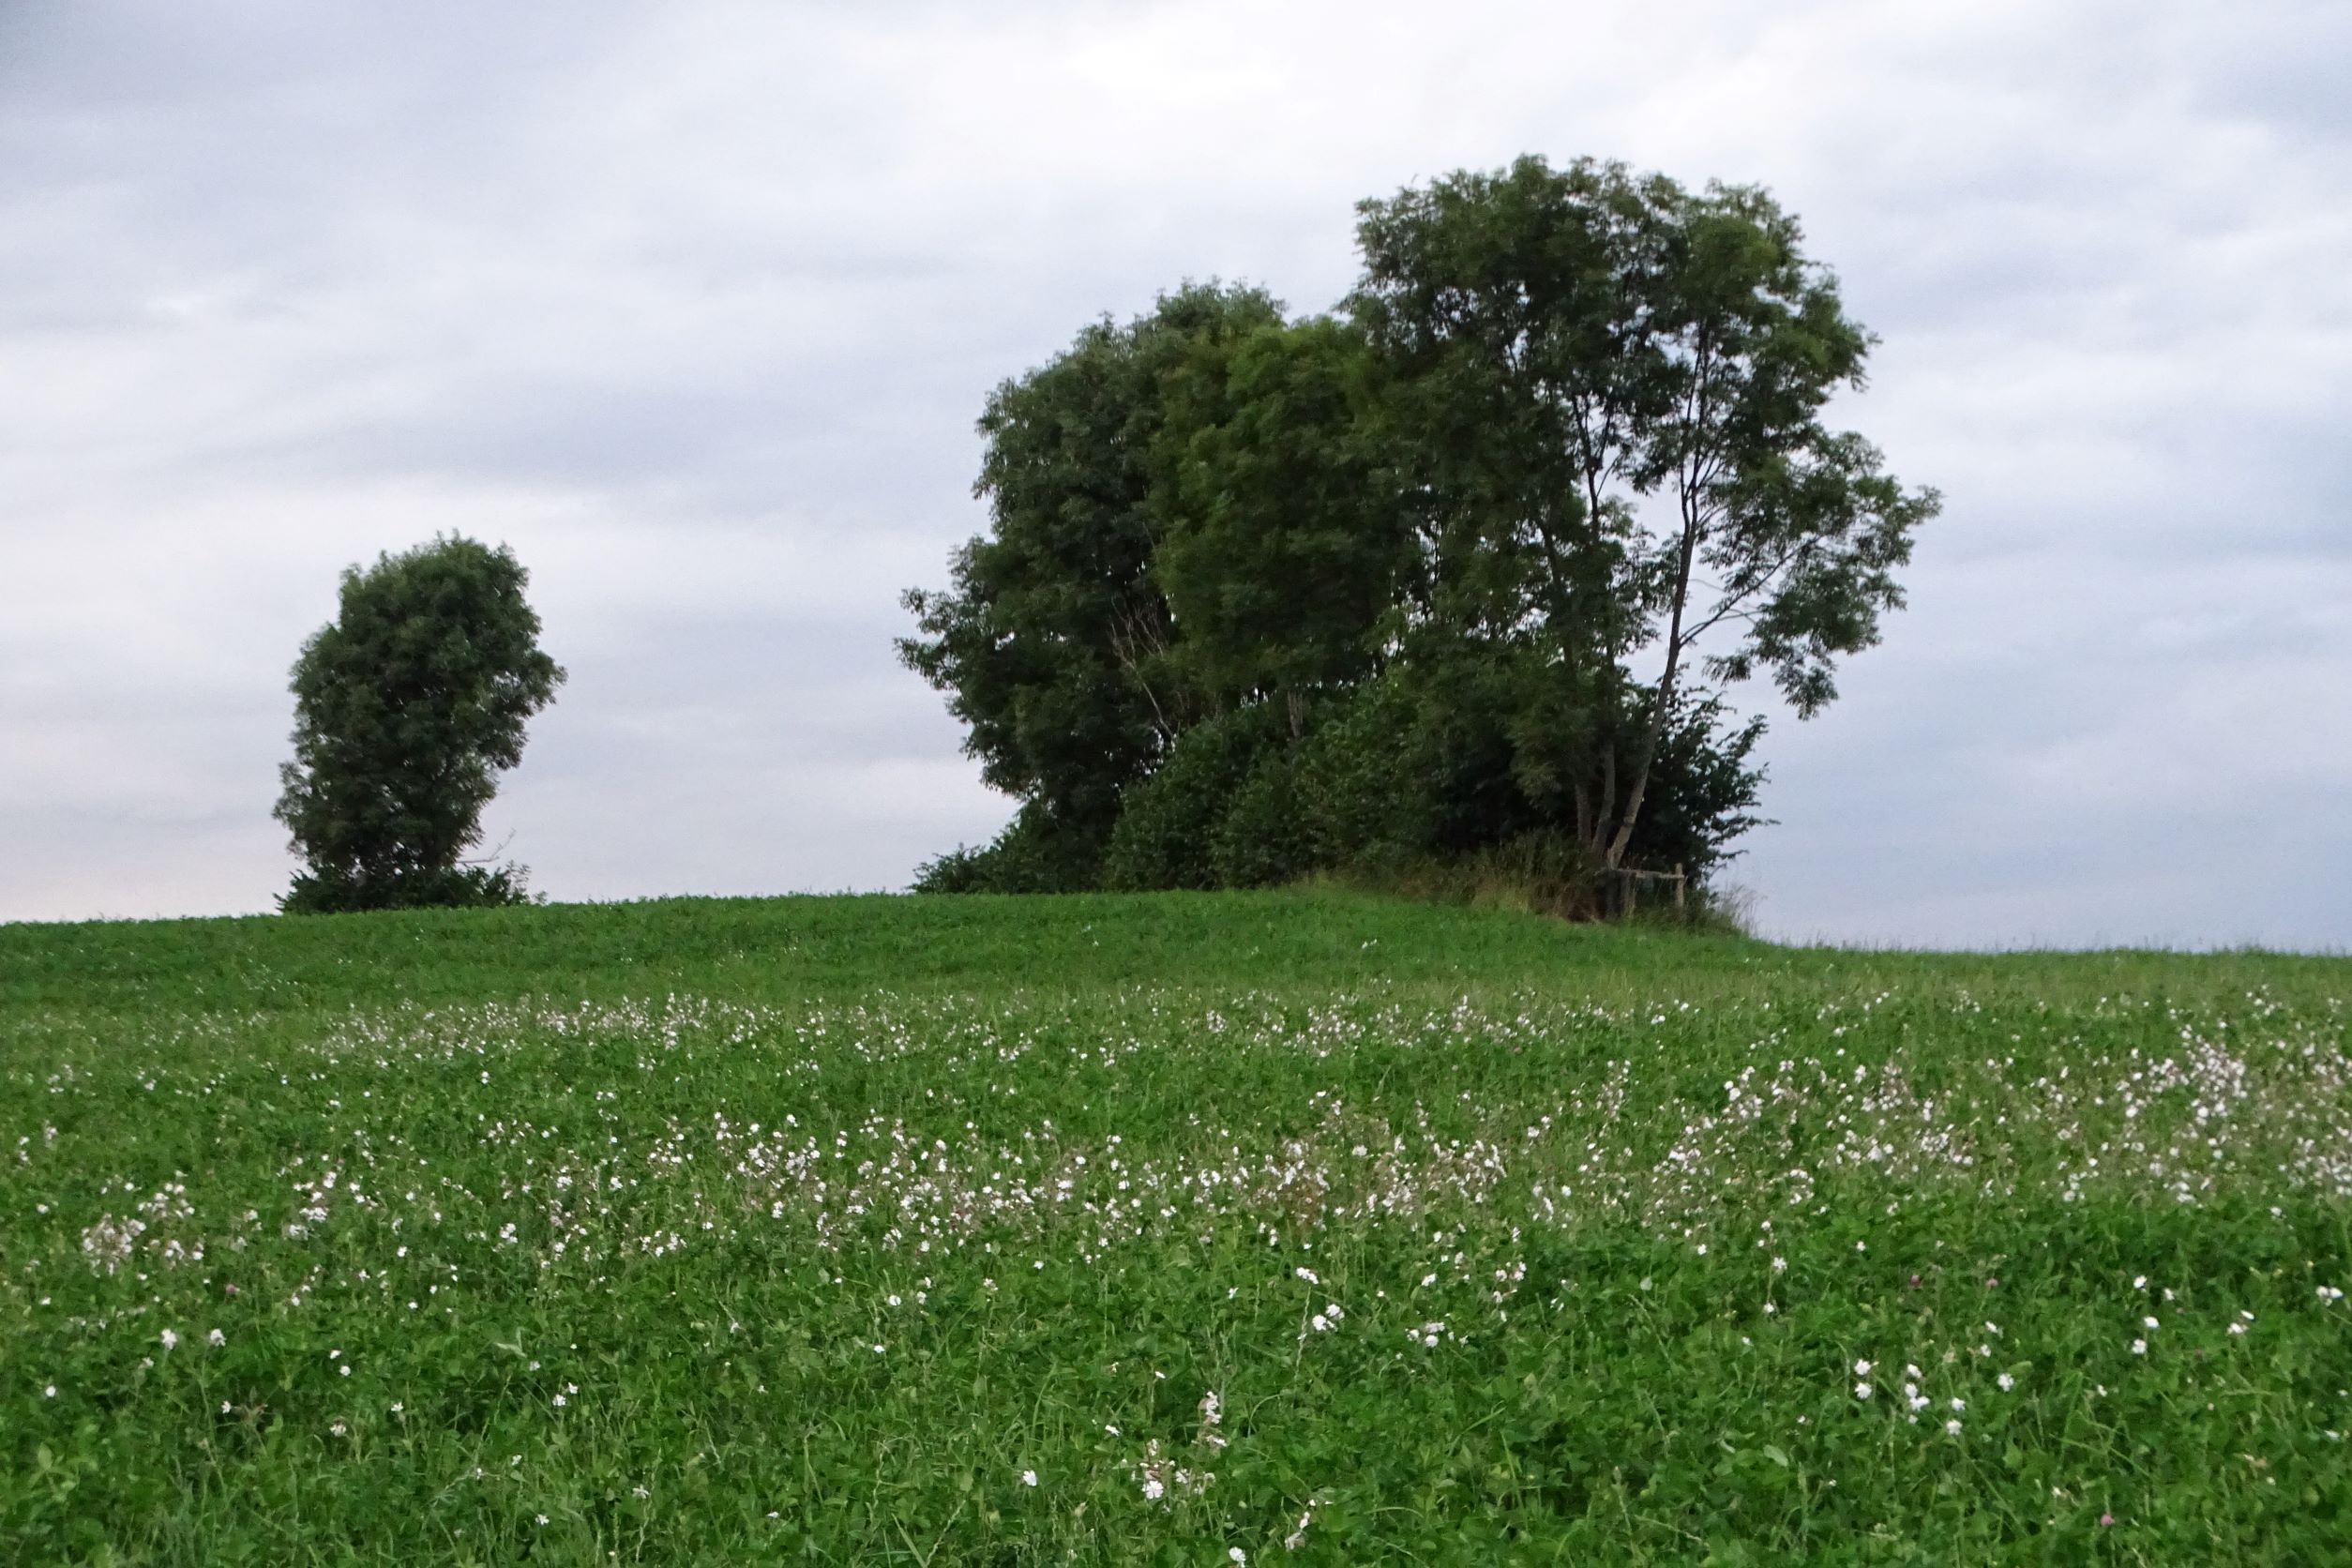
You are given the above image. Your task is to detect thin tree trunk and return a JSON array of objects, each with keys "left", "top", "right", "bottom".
[
  {"left": 1605, "top": 472, "right": 1703, "bottom": 870},
  {"left": 1589, "top": 743, "right": 1617, "bottom": 865},
  {"left": 1606, "top": 334, "right": 1714, "bottom": 870}
]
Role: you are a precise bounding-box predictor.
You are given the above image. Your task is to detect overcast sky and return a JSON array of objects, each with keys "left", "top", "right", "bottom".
[{"left": 3, "top": 0, "right": 2345, "bottom": 947}]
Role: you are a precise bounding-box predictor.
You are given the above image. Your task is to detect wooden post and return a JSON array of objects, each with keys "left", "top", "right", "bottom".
[{"left": 1673, "top": 863, "right": 1685, "bottom": 914}]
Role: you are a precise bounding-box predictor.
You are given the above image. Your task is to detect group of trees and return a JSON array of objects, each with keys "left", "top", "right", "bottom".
[
  {"left": 900, "top": 156, "right": 1937, "bottom": 912},
  {"left": 271, "top": 155, "right": 1933, "bottom": 919}
]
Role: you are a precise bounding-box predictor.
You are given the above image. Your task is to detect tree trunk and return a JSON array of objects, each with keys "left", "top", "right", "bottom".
[{"left": 1605, "top": 471, "right": 1704, "bottom": 870}]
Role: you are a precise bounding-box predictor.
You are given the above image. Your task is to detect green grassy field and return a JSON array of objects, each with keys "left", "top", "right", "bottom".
[{"left": 4, "top": 892, "right": 2348, "bottom": 1564}]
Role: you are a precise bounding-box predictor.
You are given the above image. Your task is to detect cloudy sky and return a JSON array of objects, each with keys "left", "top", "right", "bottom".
[{"left": 2, "top": 0, "right": 2345, "bottom": 947}]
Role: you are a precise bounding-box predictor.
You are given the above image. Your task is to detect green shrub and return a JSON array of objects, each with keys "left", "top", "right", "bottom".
[
  {"left": 912, "top": 803, "right": 1106, "bottom": 893},
  {"left": 1102, "top": 708, "right": 1288, "bottom": 891},
  {"left": 279, "top": 862, "right": 535, "bottom": 913},
  {"left": 1287, "top": 677, "right": 1439, "bottom": 868},
  {"left": 1208, "top": 746, "right": 1319, "bottom": 887}
]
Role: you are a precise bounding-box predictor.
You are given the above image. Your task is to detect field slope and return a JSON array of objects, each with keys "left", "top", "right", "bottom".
[{"left": 4, "top": 892, "right": 2348, "bottom": 1564}]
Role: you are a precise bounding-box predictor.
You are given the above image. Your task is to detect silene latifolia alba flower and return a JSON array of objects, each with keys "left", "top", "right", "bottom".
[{"left": 1199, "top": 1391, "right": 1229, "bottom": 1450}]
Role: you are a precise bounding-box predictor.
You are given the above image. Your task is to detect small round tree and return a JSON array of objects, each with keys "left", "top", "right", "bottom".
[{"left": 274, "top": 535, "right": 565, "bottom": 913}]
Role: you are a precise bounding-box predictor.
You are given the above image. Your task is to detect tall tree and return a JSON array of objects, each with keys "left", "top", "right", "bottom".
[
  {"left": 275, "top": 535, "right": 565, "bottom": 912},
  {"left": 1152, "top": 315, "right": 1411, "bottom": 735},
  {"left": 1353, "top": 156, "right": 1937, "bottom": 871},
  {"left": 898, "top": 282, "right": 1282, "bottom": 875}
]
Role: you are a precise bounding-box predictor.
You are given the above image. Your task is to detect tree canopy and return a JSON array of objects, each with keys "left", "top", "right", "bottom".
[
  {"left": 275, "top": 535, "right": 565, "bottom": 913},
  {"left": 902, "top": 156, "right": 1938, "bottom": 912}
]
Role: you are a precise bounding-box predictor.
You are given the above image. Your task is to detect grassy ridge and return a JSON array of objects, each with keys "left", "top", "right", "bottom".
[
  {"left": 0, "top": 890, "right": 2331, "bottom": 1014},
  {"left": 3, "top": 894, "right": 2349, "bottom": 1564}
]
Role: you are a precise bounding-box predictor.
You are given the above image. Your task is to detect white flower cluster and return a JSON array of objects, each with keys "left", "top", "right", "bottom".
[{"left": 1131, "top": 1439, "right": 1214, "bottom": 1506}]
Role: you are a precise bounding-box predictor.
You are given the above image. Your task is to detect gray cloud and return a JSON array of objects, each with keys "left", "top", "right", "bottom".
[{"left": 2, "top": 0, "right": 2346, "bottom": 946}]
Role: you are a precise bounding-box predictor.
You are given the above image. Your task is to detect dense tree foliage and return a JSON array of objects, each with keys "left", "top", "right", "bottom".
[
  {"left": 275, "top": 535, "right": 564, "bottom": 913},
  {"left": 902, "top": 157, "right": 1937, "bottom": 912},
  {"left": 1153, "top": 315, "right": 1412, "bottom": 732},
  {"left": 900, "top": 285, "right": 1284, "bottom": 873}
]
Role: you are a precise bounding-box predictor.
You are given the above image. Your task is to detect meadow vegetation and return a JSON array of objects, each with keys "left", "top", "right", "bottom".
[{"left": 4, "top": 892, "right": 2348, "bottom": 1563}]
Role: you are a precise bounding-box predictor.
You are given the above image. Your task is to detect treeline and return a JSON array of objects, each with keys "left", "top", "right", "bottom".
[{"left": 900, "top": 156, "right": 1937, "bottom": 914}]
